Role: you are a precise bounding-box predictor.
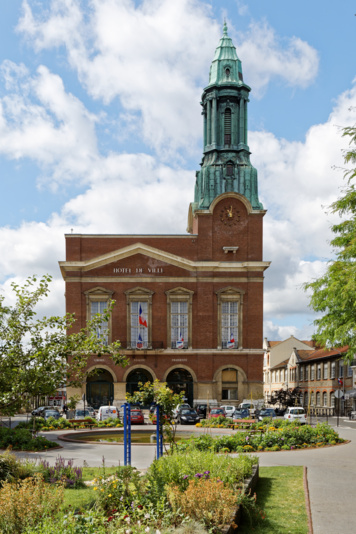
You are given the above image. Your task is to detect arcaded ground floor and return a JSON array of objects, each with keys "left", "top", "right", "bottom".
[{"left": 67, "top": 350, "right": 264, "bottom": 409}]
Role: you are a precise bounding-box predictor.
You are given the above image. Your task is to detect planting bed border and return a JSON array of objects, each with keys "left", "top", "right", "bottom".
[{"left": 221, "top": 464, "right": 259, "bottom": 533}]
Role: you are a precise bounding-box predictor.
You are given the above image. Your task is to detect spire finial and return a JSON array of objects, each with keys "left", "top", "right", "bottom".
[{"left": 223, "top": 20, "right": 228, "bottom": 36}]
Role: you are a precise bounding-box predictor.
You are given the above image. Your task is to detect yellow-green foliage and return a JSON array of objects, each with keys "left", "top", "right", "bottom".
[
  {"left": 167, "top": 477, "right": 237, "bottom": 529},
  {"left": 0, "top": 474, "right": 64, "bottom": 533}
]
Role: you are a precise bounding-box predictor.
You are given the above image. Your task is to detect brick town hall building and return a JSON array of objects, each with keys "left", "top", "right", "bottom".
[{"left": 60, "top": 24, "right": 270, "bottom": 409}]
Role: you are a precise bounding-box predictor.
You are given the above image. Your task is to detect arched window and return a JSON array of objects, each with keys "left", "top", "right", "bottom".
[
  {"left": 224, "top": 108, "right": 231, "bottom": 145},
  {"left": 323, "top": 392, "right": 328, "bottom": 407},
  {"left": 316, "top": 391, "right": 321, "bottom": 406}
]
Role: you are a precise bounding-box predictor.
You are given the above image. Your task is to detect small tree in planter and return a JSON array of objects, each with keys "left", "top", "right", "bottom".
[{"left": 126, "top": 379, "right": 185, "bottom": 452}]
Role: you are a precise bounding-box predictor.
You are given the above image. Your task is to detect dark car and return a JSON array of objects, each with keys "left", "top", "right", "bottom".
[
  {"left": 43, "top": 409, "right": 61, "bottom": 421},
  {"left": 32, "top": 406, "right": 59, "bottom": 417},
  {"left": 176, "top": 409, "right": 200, "bottom": 425},
  {"left": 258, "top": 408, "right": 277, "bottom": 421},
  {"left": 232, "top": 408, "right": 250, "bottom": 419},
  {"left": 195, "top": 404, "right": 207, "bottom": 419}
]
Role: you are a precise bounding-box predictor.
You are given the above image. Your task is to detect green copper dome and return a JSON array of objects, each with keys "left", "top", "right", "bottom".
[
  {"left": 207, "top": 22, "right": 245, "bottom": 87},
  {"left": 190, "top": 23, "right": 263, "bottom": 214}
]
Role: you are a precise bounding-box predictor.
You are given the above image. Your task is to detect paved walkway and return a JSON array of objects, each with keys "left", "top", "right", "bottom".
[{"left": 10, "top": 421, "right": 356, "bottom": 534}]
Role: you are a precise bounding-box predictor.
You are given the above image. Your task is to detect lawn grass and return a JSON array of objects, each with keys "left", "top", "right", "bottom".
[
  {"left": 239, "top": 466, "right": 309, "bottom": 534},
  {"left": 81, "top": 466, "right": 119, "bottom": 481},
  {"left": 62, "top": 486, "right": 96, "bottom": 510}
]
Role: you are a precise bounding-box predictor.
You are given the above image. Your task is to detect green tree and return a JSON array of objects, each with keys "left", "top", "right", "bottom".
[
  {"left": 305, "top": 125, "right": 356, "bottom": 361},
  {"left": 0, "top": 275, "right": 128, "bottom": 415},
  {"left": 126, "top": 379, "right": 185, "bottom": 451}
]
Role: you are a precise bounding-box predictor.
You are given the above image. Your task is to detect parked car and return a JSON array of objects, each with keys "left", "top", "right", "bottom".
[
  {"left": 32, "top": 406, "right": 59, "bottom": 417},
  {"left": 74, "top": 409, "right": 93, "bottom": 420},
  {"left": 151, "top": 407, "right": 169, "bottom": 424},
  {"left": 284, "top": 407, "right": 307, "bottom": 424},
  {"left": 220, "top": 405, "right": 236, "bottom": 418},
  {"left": 258, "top": 408, "right": 277, "bottom": 421},
  {"left": 176, "top": 409, "right": 200, "bottom": 425},
  {"left": 85, "top": 406, "right": 96, "bottom": 417},
  {"left": 96, "top": 406, "right": 118, "bottom": 421},
  {"left": 195, "top": 404, "right": 207, "bottom": 419},
  {"left": 208, "top": 408, "right": 225, "bottom": 419},
  {"left": 232, "top": 408, "right": 250, "bottom": 419},
  {"left": 173, "top": 403, "right": 191, "bottom": 418},
  {"left": 43, "top": 409, "right": 61, "bottom": 421},
  {"left": 130, "top": 409, "right": 145, "bottom": 424}
]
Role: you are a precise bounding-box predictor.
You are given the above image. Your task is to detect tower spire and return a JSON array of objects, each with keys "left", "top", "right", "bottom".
[{"left": 190, "top": 25, "right": 263, "bottom": 215}]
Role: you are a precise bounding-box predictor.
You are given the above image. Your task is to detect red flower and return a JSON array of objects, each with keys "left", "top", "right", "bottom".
[
  {"left": 107, "top": 516, "right": 114, "bottom": 522},
  {"left": 137, "top": 505, "right": 143, "bottom": 509}
]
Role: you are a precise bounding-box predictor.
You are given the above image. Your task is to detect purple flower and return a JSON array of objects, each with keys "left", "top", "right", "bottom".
[{"left": 183, "top": 475, "right": 188, "bottom": 480}]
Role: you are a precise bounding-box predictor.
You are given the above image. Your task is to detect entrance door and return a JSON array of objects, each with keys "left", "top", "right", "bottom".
[
  {"left": 86, "top": 369, "right": 114, "bottom": 409},
  {"left": 166, "top": 368, "right": 194, "bottom": 406}
]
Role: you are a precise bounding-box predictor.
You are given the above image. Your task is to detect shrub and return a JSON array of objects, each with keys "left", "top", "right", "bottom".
[
  {"left": 0, "top": 427, "right": 57, "bottom": 451},
  {"left": 167, "top": 477, "right": 238, "bottom": 529},
  {"left": 0, "top": 451, "right": 36, "bottom": 486},
  {"left": 0, "top": 474, "right": 64, "bottom": 533}
]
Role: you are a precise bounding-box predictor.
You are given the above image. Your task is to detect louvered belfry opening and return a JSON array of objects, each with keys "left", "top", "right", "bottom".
[{"left": 224, "top": 108, "right": 231, "bottom": 145}]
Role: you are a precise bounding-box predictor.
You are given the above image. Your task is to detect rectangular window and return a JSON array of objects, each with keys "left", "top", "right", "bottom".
[
  {"left": 339, "top": 363, "right": 344, "bottom": 378},
  {"left": 311, "top": 365, "right": 315, "bottom": 380},
  {"left": 305, "top": 366, "right": 309, "bottom": 380},
  {"left": 91, "top": 301, "right": 108, "bottom": 345},
  {"left": 300, "top": 366, "right": 304, "bottom": 381},
  {"left": 221, "top": 301, "right": 238, "bottom": 349},
  {"left": 347, "top": 364, "right": 353, "bottom": 377},
  {"left": 171, "top": 301, "right": 188, "bottom": 349},
  {"left": 331, "top": 393, "right": 335, "bottom": 408},
  {"left": 323, "top": 363, "right": 328, "bottom": 380},
  {"left": 222, "top": 388, "right": 238, "bottom": 400},
  {"left": 317, "top": 364, "right": 321, "bottom": 380},
  {"left": 331, "top": 362, "right": 336, "bottom": 379},
  {"left": 130, "top": 301, "right": 148, "bottom": 349}
]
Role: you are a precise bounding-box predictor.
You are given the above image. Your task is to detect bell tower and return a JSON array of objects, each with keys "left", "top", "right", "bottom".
[{"left": 190, "top": 23, "right": 263, "bottom": 218}]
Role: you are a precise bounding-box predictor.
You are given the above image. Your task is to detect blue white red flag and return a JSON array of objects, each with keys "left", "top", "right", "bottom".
[
  {"left": 176, "top": 333, "right": 184, "bottom": 349},
  {"left": 338, "top": 378, "right": 343, "bottom": 386},
  {"left": 227, "top": 333, "right": 235, "bottom": 349},
  {"left": 139, "top": 305, "right": 147, "bottom": 327},
  {"left": 137, "top": 334, "right": 143, "bottom": 349}
]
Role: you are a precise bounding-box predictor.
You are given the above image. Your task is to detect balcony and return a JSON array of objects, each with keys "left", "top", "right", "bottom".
[{"left": 119, "top": 341, "right": 164, "bottom": 350}]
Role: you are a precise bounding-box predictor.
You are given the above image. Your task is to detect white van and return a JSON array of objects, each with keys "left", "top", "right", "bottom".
[{"left": 96, "top": 406, "right": 118, "bottom": 421}]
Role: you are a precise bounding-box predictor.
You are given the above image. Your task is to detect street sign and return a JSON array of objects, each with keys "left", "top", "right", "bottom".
[{"left": 334, "top": 390, "right": 343, "bottom": 398}]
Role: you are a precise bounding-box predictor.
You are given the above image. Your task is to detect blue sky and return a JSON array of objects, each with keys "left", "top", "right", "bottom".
[{"left": 0, "top": 0, "right": 355, "bottom": 341}]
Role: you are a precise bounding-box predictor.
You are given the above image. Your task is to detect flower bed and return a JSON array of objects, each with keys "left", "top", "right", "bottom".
[
  {"left": 0, "top": 427, "right": 58, "bottom": 451},
  {"left": 16, "top": 416, "right": 123, "bottom": 432},
  {"left": 176, "top": 421, "right": 345, "bottom": 453}
]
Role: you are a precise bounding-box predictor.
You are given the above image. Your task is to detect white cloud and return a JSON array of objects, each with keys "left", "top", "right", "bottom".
[{"left": 235, "top": 21, "right": 319, "bottom": 97}]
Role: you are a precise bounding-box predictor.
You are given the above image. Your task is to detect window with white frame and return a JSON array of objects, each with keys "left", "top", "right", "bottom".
[
  {"left": 310, "top": 391, "right": 314, "bottom": 405},
  {"left": 276, "top": 370, "right": 280, "bottom": 382},
  {"left": 323, "top": 363, "right": 328, "bottom": 380},
  {"left": 299, "top": 366, "right": 304, "bottom": 381},
  {"left": 317, "top": 364, "right": 321, "bottom": 380},
  {"left": 216, "top": 287, "right": 244, "bottom": 349},
  {"left": 339, "top": 362, "right": 344, "bottom": 378},
  {"left": 166, "top": 287, "right": 194, "bottom": 349},
  {"left": 330, "top": 392, "right": 335, "bottom": 408},
  {"left": 305, "top": 366, "right": 309, "bottom": 380},
  {"left": 125, "top": 287, "right": 154, "bottom": 349},
  {"left": 331, "top": 362, "right": 336, "bottom": 379},
  {"left": 311, "top": 365, "right": 315, "bottom": 380},
  {"left": 347, "top": 364, "right": 353, "bottom": 377},
  {"left": 84, "top": 287, "right": 114, "bottom": 346},
  {"left": 316, "top": 391, "right": 321, "bottom": 406},
  {"left": 323, "top": 392, "right": 328, "bottom": 407}
]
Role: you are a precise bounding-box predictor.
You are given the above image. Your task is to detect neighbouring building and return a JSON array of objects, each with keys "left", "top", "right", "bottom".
[
  {"left": 59, "top": 24, "right": 270, "bottom": 409},
  {"left": 263, "top": 336, "right": 315, "bottom": 403},
  {"left": 265, "top": 340, "right": 356, "bottom": 415}
]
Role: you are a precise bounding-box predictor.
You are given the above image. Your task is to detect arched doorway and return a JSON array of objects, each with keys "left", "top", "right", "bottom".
[
  {"left": 86, "top": 369, "right": 114, "bottom": 409},
  {"left": 126, "top": 368, "right": 153, "bottom": 397},
  {"left": 166, "top": 368, "right": 194, "bottom": 406}
]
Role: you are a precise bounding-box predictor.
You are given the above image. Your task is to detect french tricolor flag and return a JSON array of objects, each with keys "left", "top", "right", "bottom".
[
  {"left": 139, "top": 304, "right": 147, "bottom": 327},
  {"left": 137, "top": 334, "right": 143, "bottom": 349},
  {"left": 176, "top": 333, "right": 184, "bottom": 349},
  {"left": 227, "top": 333, "right": 235, "bottom": 349}
]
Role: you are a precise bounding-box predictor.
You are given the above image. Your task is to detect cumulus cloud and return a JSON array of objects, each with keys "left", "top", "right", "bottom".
[{"left": 236, "top": 20, "right": 319, "bottom": 97}]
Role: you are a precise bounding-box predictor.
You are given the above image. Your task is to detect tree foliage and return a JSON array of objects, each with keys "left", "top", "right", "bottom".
[
  {"left": 0, "top": 275, "right": 128, "bottom": 415},
  {"left": 305, "top": 125, "right": 356, "bottom": 361},
  {"left": 269, "top": 387, "right": 300, "bottom": 408}
]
